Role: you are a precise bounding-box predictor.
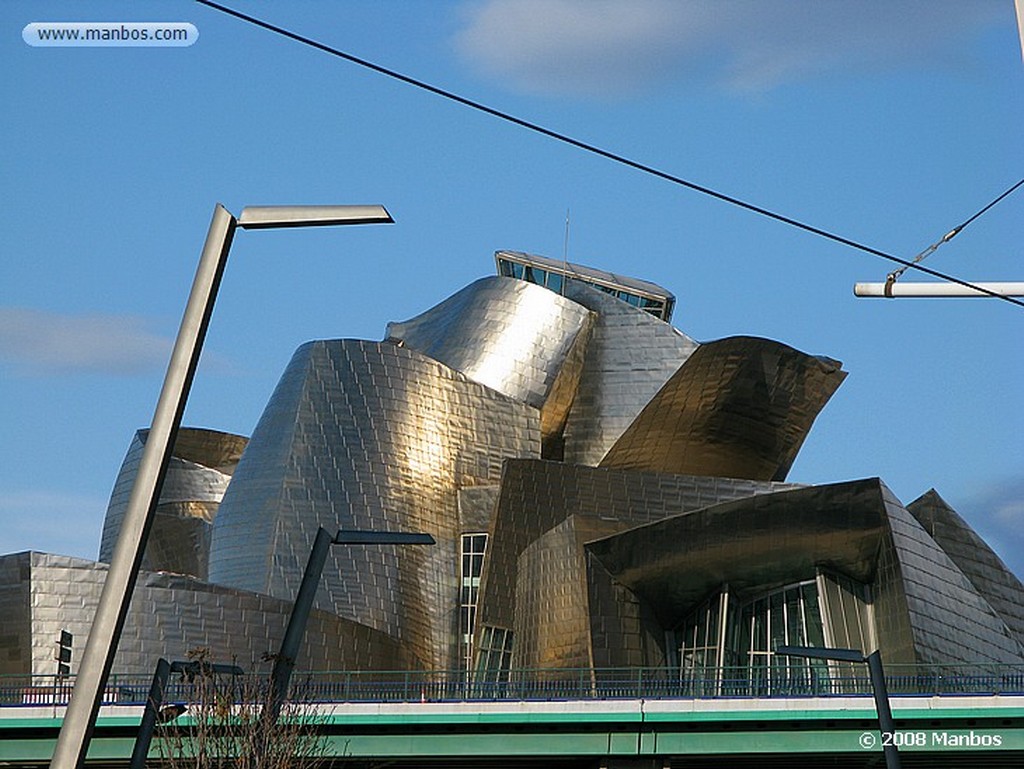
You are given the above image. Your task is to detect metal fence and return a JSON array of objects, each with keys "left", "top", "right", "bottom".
[{"left": 3, "top": 663, "right": 1023, "bottom": 708}]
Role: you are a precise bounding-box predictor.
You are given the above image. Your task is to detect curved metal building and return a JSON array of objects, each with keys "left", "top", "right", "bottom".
[
  {"left": 4, "top": 249, "right": 1021, "bottom": 684},
  {"left": 208, "top": 338, "right": 541, "bottom": 670},
  {"left": 99, "top": 427, "right": 247, "bottom": 580}
]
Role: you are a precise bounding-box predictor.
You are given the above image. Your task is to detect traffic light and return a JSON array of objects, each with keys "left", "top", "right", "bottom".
[{"left": 56, "top": 630, "right": 72, "bottom": 676}]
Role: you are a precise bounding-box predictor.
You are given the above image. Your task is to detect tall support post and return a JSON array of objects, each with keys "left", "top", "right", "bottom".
[
  {"left": 777, "top": 645, "right": 900, "bottom": 769},
  {"left": 267, "top": 526, "right": 334, "bottom": 723},
  {"left": 866, "top": 650, "right": 900, "bottom": 769},
  {"left": 49, "top": 203, "right": 391, "bottom": 769},
  {"left": 51, "top": 205, "right": 237, "bottom": 769},
  {"left": 129, "top": 658, "right": 172, "bottom": 769}
]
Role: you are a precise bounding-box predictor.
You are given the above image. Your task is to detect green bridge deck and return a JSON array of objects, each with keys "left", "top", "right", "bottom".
[{"left": 3, "top": 696, "right": 1023, "bottom": 768}]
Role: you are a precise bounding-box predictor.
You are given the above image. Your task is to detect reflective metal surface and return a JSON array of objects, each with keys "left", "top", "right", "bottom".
[
  {"left": 477, "top": 459, "right": 794, "bottom": 670},
  {"left": 99, "top": 428, "right": 247, "bottom": 579},
  {"left": 583, "top": 478, "right": 1024, "bottom": 669},
  {"left": 0, "top": 551, "right": 409, "bottom": 676},
  {"left": 599, "top": 336, "right": 846, "bottom": 481},
  {"left": 558, "top": 281, "right": 699, "bottom": 466},
  {"left": 208, "top": 339, "right": 541, "bottom": 670},
  {"left": 5, "top": 252, "right": 1023, "bottom": 688},
  {"left": 907, "top": 489, "right": 1024, "bottom": 647},
  {"left": 386, "top": 276, "right": 593, "bottom": 450}
]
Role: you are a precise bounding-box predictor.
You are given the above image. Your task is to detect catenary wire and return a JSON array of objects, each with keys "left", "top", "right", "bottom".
[
  {"left": 194, "top": 0, "right": 1023, "bottom": 309},
  {"left": 888, "top": 177, "right": 1024, "bottom": 283}
]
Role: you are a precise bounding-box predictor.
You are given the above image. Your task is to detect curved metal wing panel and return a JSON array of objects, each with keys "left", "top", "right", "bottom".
[
  {"left": 585, "top": 479, "right": 888, "bottom": 626},
  {"left": 599, "top": 336, "right": 846, "bottom": 481},
  {"left": 99, "top": 428, "right": 247, "bottom": 580},
  {"left": 208, "top": 339, "right": 541, "bottom": 670},
  {"left": 558, "top": 282, "right": 699, "bottom": 466},
  {"left": 386, "top": 276, "right": 592, "bottom": 413}
]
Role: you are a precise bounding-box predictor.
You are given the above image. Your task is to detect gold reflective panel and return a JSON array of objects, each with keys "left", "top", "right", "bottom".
[{"left": 600, "top": 336, "right": 846, "bottom": 481}]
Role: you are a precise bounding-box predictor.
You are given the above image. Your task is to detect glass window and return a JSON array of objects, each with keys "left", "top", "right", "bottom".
[
  {"left": 475, "top": 625, "right": 514, "bottom": 682},
  {"left": 498, "top": 259, "right": 514, "bottom": 278},
  {"left": 546, "top": 272, "right": 563, "bottom": 292},
  {"left": 460, "top": 533, "right": 488, "bottom": 672}
]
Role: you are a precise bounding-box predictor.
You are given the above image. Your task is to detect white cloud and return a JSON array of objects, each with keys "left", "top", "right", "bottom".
[
  {"left": 0, "top": 307, "right": 172, "bottom": 376},
  {"left": 455, "top": 0, "right": 1007, "bottom": 97}
]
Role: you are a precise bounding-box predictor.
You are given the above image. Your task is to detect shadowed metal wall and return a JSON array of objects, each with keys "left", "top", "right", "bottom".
[
  {"left": 599, "top": 336, "right": 846, "bottom": 481},
  {"left": 584, "top": 479, "right": 1024, "bottom": 668},
  {"left": 477, "top": 459, "right": 793, "bottom": 669},
  {"left": 99, "top": 428, "right": 247, "bottom": 580},
  {"left": 0, "top": 551, "right": 407, "bottom": 676},
  {"left": 209, "top": 339, "right": 541, "bottom": 670}
]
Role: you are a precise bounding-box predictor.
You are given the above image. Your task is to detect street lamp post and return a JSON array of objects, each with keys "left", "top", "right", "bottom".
[
  {"left": 129, "top": 657, "right": 245, "bottom": 769},
  {"left": 776, "top": 645, "right": 900, "bottom": 769},
  {"left": 266, "top": 527, "right": 435, "bottom": 723},
  {"left": 50, "top": 203, "right": 393, "bottom": 769}
]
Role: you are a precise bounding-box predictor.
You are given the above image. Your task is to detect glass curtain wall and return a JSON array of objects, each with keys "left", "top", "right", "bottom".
[{"left": 675, "top": 570, "right": 872, "bottom": 696}]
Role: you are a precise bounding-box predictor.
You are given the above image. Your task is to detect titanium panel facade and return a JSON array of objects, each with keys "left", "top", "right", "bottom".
[
  {"left": 477, "top": 458, "right": 794, "bottom": 669},
  {"left": 584, "top": 478, "right": 1024, "bottom": 668},
  {"left": 386, "top": 275, "right": 595, "bottom": 455},
  {"left": 99, "top": 428, "right": 247, "bottom": 580},
  {"left": 1, "top": 551, "right": 409, "bottom": 677},
  {"left": 208, "top": 338, "right": 540, "bottom": 670},
  {"left": 557, "top": 281, "right": 699, "bottom": 466},
  {"left": 908, "top": 489, "right": 1024, "bottom": 647},
  {"left": 386, "top": 276, "right": 592, "bottom": 413},
  {"left": 599, "top": 336, "right": 846, "bottom": 481}
]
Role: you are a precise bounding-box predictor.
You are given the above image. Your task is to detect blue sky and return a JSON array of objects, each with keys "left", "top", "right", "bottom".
[{"left": 2, "top": 1, "right": 1022, "bottom": 576}]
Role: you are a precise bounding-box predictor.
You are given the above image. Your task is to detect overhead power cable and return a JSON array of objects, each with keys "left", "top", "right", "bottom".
[{"left": 195, "top": 0, "right": 1023, "bottom": 309}]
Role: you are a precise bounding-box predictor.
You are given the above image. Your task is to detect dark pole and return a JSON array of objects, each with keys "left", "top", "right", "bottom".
[
  {"left": 776, "top": 645, "right": 900, "bottom": 769},
  {"left": 866, "top": 650, "right": 900, "bottom": 769},
  {"left": 267, "top": 527, "right": 334, "bottom": 723},
  {"left": 130, "top": 658, "right": 241, "bottom": 768},
  {"left": 129, "top": 658, "right": 171, "bottom": 769},
  {"left": 267, "top": 528, "right": 435, "bottom": 723}
]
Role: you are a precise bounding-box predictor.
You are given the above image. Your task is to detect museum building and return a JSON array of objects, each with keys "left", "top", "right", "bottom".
[{"left": 2, "top": 251, "right": 1022, "bottom": 692}]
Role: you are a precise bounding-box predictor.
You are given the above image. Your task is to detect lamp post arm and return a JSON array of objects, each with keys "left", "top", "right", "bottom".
[
  {"left": 268, "top": 526, "right": 334, "bottom": 722},
  {"left": 50, "top": 204, "right": 237, "bottom": 769}
]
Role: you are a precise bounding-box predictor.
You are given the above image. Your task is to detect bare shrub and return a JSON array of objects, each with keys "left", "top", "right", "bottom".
[{"left": 152, "top": 649, "right": 329, "bottom": 769}]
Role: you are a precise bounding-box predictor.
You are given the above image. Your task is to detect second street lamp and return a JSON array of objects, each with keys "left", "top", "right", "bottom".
[
  {"left": 776, "top": 645, "right": 900, "bottom": 769},
  {"left": 50, "top": 203, "right": 393, "bottom": 769},
  {"left": 267, "top": 527, "right": 435, "bottom": 724}
]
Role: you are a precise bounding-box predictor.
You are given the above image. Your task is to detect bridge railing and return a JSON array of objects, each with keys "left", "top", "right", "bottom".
[{"left": 3, "top": 663, "right": 1023, "bottom": 708}]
